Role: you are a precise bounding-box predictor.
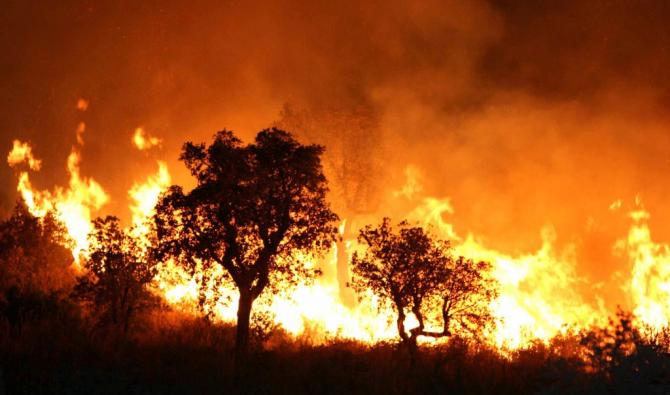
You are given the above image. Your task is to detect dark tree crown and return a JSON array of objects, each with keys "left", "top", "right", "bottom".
[{"left": 155, "top": 127, "right": 339, "bottom": 304}]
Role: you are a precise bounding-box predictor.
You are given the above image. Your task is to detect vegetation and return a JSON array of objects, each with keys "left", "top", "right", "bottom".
[{"left": 1, "top": 130, "right": 670, "bottom": 394}]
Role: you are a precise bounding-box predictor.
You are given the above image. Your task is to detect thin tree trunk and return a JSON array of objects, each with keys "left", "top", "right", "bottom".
[{"left": 396, "top": 303, "right": 409, "bottom": 344}]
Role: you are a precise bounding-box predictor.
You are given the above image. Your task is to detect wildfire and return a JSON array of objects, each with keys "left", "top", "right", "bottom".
[
  {"left": 458, "top": 228, "right": 604, "bottom": 348},
  {"left": 401, "top": 197, "right": 606, "bottom": 348},
  {"left": 7, "top": 142, "right": 109, "bottom": 262},
  {"left": 6, "top": 130, "right": 670, "bottom": 349},
  {"left": 128, "top": 161, "right": 171, "bottom": 238}
]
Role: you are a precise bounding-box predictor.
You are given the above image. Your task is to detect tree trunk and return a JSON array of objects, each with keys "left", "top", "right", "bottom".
[
  {"left": 396, "top": 304, "right": 408, "bottom": 344},
  {"left": 396, "top": 317, "right": 405, "bottom": 342},
  {"left": 234, "top": 288, "right": 254, "bottom": 378}
]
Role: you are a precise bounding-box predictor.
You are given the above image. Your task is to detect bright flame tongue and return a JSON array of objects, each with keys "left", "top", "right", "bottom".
[
  {"left": 458, "top": 229, "right": 602, "bottom": 348},
  {"left": 620, "top": 206, "right": 670, "bottom": 331},
  {"left": 7, "top": 140, "right": 42, "bottom": 170},
  {"left": 8, "top": 143, "right": 109, "bottom": 262},
  {"left": 129, "top": 160, "right": 171, "bottom": 239}
]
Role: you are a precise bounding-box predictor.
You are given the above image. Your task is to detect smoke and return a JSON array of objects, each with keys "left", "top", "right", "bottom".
[{"left": 2, "top": 0, "right": 670, "bottom": 308}]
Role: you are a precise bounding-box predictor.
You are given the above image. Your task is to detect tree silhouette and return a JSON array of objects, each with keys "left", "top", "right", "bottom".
[
  {"left": 0, "top": 201, "right": 74, "bottom": 330},
  {"left": 72, "top": 216, "right": 158, "bottom": 335},
  {"left": 154, "top": 128, "right": 339, "bottom": 367},
  {"left": 350, "top": 218, "right": 496, "bottom": 349}
]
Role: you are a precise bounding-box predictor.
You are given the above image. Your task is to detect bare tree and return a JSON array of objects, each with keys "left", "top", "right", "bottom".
[
  {"left": 153, "top": 128, "right": 339, "bottom": 368},
  {"left": 350, "top": 218, "right": 496, "bottom": 349}
]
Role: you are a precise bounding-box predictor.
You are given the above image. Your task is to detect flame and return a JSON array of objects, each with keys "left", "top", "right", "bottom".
[
  {"left": 7, "top": 140, "right": 42, "bottom": 170},
  {"left": 76, "top": 98, "right": 89, "bottom": 111},
  {"left": 402, "top": 197, "right": 607, "bottom": 348},
  {"left": 76, "top": 122, "right": 86, "bottom": 145},
  {"left": 8, "top": 142, "right": 109, "bottom": 261},
  {"left": 616, "top": 202, "right": 670, "bottom": 331},
  {"left": 133, "top": 128, "right": 162, "bottom": 151},
  {"left": 459, "top": 229, "right": 604, "bottom": 348},
  {"left": 6, "top": 104, "right": 110, "bottom": 262},
  {"left": 128, "top": 161, "right": 171, "bottom": 238},
  {"left": 260, "top": 248, "right": 401, "bottom": 342}
]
